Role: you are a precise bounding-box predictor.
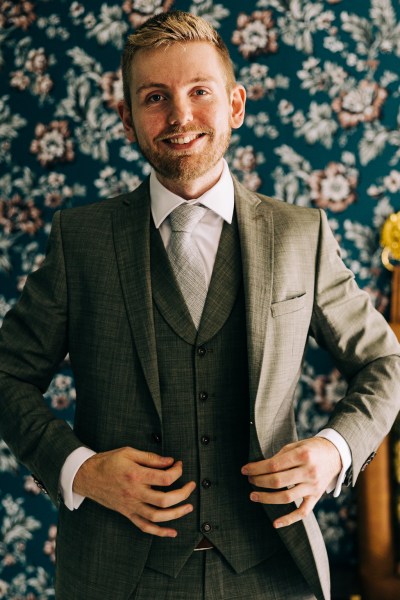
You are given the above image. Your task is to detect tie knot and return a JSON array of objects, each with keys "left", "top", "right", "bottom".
[{"left": 169, "top": 204, "right": 207, "bottom": 234}]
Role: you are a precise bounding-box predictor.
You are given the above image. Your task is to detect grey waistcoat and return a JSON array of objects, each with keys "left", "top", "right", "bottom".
[{"left": 146, "top": 213, "right": 281, "bottom": 578}]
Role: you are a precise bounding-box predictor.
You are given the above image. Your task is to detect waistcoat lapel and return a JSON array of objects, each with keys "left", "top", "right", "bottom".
[
  {"left": 150, "top": 224, "right": 198, "bottom": 345},
  {"left": 112, "top": 180, "right": 162, "bottom": 421}
]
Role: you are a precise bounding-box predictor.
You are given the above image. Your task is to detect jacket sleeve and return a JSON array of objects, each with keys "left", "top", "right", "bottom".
[
  {"left": 310, "top": 209, "right": 400, "bottom": 485},
  {"left": 0, "top": 210, "right": 84, "bottom": 504}
]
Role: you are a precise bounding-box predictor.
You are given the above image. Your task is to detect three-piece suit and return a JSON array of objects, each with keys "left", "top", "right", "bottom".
[{"left": 0, "top": 175, "right": 399, "bottom": 599}]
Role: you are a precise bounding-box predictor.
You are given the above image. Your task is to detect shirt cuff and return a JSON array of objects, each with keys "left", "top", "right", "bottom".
[
  {"left": 315, "top": 428, "right": 352, "bottom": 498},
  {"left": 59, "top": 446, "right": 96, "bottom": 510}
]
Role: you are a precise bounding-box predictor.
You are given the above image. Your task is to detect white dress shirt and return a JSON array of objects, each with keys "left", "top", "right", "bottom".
[{"left": 60, "top": 160, "right": 351, "bottom": 509}]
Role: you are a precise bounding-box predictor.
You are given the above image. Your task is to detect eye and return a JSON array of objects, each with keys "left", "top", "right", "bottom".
[
  {"left": 147, "top": 93, "right": 164, "bottom": 103},
  {"left": 194, "top": 89, "right": 208, "bottom": 96}
]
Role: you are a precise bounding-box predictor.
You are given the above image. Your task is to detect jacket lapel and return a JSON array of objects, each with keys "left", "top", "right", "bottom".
[
  {"left": 233, "top": 177, "right": 274, "bottom": 415},
  {"left": 197, "top": 214, "right": 242, "bottom": 344},
  {"left": 112, "top": 180, "right": 162, "bottom": 421}
]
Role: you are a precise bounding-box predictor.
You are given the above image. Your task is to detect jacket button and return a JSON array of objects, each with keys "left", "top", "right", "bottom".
[
  {"left": 199, "top": 391, "right": 208, "bottom": 401},
  {"left": 201, "top": 435, "right": 210, "bottom": 445},
  {"left": 197, "top": 346, "right": 207, "bottom": 357},
  {"left": 202, "top": 479, "right": 211, "bottom": 489},
  {"left": 202, "top": 522, "right": 212, "bottom": 533},
  {"left": 152, "top": 432, "right": 162, "bottom": 444}
]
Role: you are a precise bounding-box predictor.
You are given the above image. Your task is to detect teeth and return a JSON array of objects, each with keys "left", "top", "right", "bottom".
[{"left": 168, "top": 134, "right": 200, "bottom": 144}]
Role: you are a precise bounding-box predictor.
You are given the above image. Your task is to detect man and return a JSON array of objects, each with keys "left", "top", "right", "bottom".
[{"left": 0, "top": 10, "right": 399, "bottom": 600}]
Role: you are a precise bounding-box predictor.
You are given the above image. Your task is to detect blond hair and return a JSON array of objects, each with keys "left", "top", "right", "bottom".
[{"left": 121, "top": 10, "right": 236, "bottom": 108}]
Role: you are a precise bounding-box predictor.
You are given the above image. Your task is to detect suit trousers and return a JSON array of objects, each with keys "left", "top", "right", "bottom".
[{"left": 130, "top": 546, "right": 316, "bottom": 600}]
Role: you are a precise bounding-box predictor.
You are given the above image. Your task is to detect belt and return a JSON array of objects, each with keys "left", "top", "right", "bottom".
[{"left": 194, "top": 538, "right": 214, "bottom": 551}]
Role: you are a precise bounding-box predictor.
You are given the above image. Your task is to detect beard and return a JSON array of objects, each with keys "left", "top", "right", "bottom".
[{"left": 133, "top": 124, "right": 232, "bottom": 183}]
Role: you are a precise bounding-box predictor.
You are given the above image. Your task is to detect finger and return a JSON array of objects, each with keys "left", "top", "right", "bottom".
[
  {"left": 248, "top": 467, "right": 305, "bottom": 489},
  {"left": 242, "top": 444, "right": 312, "bottom": 477},
  {"left": 130, "top": 515, "right": 178, "bottom": 538},
  {"left": 130, "top": 448, "right": 175, "bottom": 469},
  {"left": 136, "top": 460, "right": 184, "bottom": 487},
  {"left": 249, "top": 484, "right": 312, "bottom": 505},
  {"left": 242, "top": 455, "right": 297, "bottom": 477},
  {"left": 272, "top": 496, "right": 317, "bottom": 529},
  {"left": 142, "top": 481, "right": 196, "bottom": 508},
  {"left": 140, "top": 501, "right": 194, "bottom": 524}
]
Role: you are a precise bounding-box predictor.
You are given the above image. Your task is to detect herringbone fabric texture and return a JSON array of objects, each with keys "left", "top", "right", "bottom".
[{"left": 167, "top": 204, "right": 207, "bottom": 328}]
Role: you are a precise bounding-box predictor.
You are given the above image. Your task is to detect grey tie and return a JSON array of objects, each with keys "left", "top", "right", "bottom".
[{"left": 167, "top": 204, "right": 207, "bottom": 329}]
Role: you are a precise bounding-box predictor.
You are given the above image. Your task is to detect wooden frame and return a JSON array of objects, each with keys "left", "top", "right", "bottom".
[{"left": 357, "top": 266, "right": 400, "bottom": 599}]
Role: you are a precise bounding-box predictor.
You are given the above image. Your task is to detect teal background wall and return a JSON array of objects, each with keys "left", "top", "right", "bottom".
[{"left": 1, "top": 1, "right": 400, "bottom": 596}]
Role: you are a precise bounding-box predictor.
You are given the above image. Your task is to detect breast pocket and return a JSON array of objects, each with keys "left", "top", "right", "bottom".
[
  {"left": 270, "top": 293, "right": 308, "bottom": 360},
  {"left": 271, "top": 293, "right": 306, "bottom": 318}
]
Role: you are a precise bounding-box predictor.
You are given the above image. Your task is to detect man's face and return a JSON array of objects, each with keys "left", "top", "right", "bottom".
[{"left": 118, "top": 42, "right": 245, "bottom": 188}]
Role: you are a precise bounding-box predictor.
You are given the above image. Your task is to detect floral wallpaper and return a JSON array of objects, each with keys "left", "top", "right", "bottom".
[{"left": 1, "top": 0, "right": 400, "bottom": 596}]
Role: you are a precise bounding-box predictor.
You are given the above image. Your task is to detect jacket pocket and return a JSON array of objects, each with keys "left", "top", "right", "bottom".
[{"left": 271, "top": 293, "right": 306, "bottom": 318}]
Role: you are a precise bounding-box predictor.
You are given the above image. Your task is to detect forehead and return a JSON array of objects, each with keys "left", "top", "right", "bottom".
[{"left": 130, "top": 41, "right": 228, "bottom": 90}]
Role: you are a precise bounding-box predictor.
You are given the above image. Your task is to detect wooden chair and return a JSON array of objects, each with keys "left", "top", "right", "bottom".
[{"left": 357, "top": 266, "right": 400, "bottom": 599}]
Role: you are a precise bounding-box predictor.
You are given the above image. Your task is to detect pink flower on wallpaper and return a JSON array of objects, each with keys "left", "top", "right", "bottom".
[
  {"left": 10, "top": 48, "right": 54, "bottom": 98},
  {"left": 122, "top": 0, "right": 174, "bottom": 29},
  {"left": 9, "top": 70, "right": 30, "bottom": 91},
  {"left": 312, "top": 369, "right": 347, "bottom": 413},
  {"left": 24, "top": 475, "right": 42, "bottom": 495},
  {"left": 32, "top": 74, "right": 53, "bottom": 95},
  {"left": 99, "top": 69, "right": 123, "bottom": 110},
  {"left": 232, "top": 11, "right": 278, "bottom": 59},
  {"left": 0, "top": 0, "right": 36, "bottom": 30},
  {"left": 30, "top": 121, "right": 75, "bottom": 167},
  {"left": 0, "top": 195, "right": 43, "bottom": 235},
  {"left": 308, "top": 162, "right": 358, "bottom": 212},
  {"left": 332, "top": 80, "right": 388, "bottom": 128},
  {"left": 25, "top": 48, "right": 48, "bottom": 75},
  {"left": 43, "top": 525, "right": 57, "bottom": 563},
  {"left": 232, "top": 145, "right": 257, "bottom": 173}
]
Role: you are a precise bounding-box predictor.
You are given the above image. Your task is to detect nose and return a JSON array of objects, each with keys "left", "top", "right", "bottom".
[{"left": 168, "top": 96, "right": 193, "bottom": 126}]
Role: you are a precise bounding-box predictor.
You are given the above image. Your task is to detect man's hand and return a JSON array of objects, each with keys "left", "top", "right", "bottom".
[
  {"left": 73, "top": 447, "right": 196, "bottom": 538},
  {"left": 241, "top": 437, "right": 342, "bottom": 529}
]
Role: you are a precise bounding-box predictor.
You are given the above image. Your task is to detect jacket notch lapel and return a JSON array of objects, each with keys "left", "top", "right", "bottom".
[
  {"left": 112, "top": 182, "right": 162, "bottom": 421},
  {"left": 234, "top": 179, "right": 274, "bottom": 412}
]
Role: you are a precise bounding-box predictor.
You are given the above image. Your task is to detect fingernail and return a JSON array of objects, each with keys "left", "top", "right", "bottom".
[
  {"left": 250, "top": 492, "right": 259, "bottom": 502},
  {"left": 185, "top": 505, "right": 193, "bottom": 513},
  {"left": 241, "top": 467, "right": 249, "bottom": 475},
  {"left": 274, "top": 522, "right": 283, "bottom": 529}
]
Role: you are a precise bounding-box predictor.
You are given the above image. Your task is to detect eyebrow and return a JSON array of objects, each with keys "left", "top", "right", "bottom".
[{"left": 135, "top": 76, "right": 219, "bottom": 95}]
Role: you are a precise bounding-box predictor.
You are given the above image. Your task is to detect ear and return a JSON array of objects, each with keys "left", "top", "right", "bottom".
[
  {"left": 117, "top": 100, "right": 137, "bottom": 143},
  {"left": 229, "top": 84, "right": 246, "bottom": 130}
]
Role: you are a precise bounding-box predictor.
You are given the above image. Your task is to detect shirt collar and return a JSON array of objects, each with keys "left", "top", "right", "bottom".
[{"left": 150, "top": 159, "right": 234, "bottom": 229}]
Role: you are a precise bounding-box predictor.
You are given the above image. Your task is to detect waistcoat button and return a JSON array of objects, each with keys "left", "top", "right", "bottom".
[
  {"left": 152, "top": 432, "right": 162, "bottom": 444},
  {"left": 197, "top": 346, "right": 207, "bottom": 357},
  {"left": 199, "top": 391, "right": 208, "bottom": 401},
  {"left": 201, "top": 522, "right": 212, "bottom": 533},
  {"left": 202, "top": 479, "right": 211, "bottom": 489},
  {"left": 201, "top": 435, "right": 210, "bottom": 445}
]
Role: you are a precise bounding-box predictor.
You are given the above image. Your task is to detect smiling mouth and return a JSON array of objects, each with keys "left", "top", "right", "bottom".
[{"left": 162, "top": 133, "right": 206, "bottom": 145}]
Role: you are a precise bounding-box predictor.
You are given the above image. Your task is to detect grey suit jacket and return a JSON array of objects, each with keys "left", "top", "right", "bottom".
[{"left": 0, "top": 176, "right": 399, "bottom": 600}]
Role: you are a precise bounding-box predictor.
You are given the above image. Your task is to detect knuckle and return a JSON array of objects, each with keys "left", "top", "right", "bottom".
[
  {"left": 158, "top": 495, "right": 170, "bottom": 509},
  {"left": 147, "top": 507, "right": 159, "bottom": 522},
  {"left": 269, "top": 459, "right": 278, "bottom": 472},
  {"left": 282, "top": 490, "right": 292, "bottom": 503},
  {"left": 300, "top": 447, "right": 312, "bottom": 462},
  {"left": 271, "top": 474, "right": 282, "bottom": 488},
  {"left": 308, "top": 464, "right": 318, "bottom": 479},
  {"left": 161, "top": 473, "right": 174, "bottom": 486}
]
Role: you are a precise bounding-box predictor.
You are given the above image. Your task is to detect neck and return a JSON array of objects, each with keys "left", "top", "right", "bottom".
[{"left": 155, "top": 160, "right": 224, "bottom": 200}]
